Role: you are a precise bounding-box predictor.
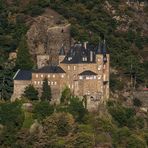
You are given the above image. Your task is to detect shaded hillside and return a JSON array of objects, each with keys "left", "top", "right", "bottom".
[
  {"left": 49, "top": 0, "right": 148, "bottom": 87},
  {"left": 0, "top": 0, "right": 148, "bottom": 100}
]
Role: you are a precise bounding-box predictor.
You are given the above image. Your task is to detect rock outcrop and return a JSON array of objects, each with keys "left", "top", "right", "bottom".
[{"left": 26, "top": 9, "right": 71, "bottom": 67}]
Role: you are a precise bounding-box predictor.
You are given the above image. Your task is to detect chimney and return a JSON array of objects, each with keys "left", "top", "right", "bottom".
[
  {"left": 90, "top": 51, "right": 93, "bottom": 62},
  {"left": 84, "top": 41, "right": 88, "bottom": 49}
]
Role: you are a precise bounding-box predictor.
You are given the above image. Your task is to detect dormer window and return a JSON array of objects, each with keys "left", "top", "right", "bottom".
[
  {"left": 68, "top": 57, "right": 72, "bottom": 61},
  {"left": 82, "top": 57, "right": 87, "bottom": 62}
]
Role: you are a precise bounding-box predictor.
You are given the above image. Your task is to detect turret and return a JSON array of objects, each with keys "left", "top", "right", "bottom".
[
  {"left": 59, "top": 45, "right": 66, "bottom": 64},
  {"left": 102, "top": 39, "right": 107, "bottom": 63}
]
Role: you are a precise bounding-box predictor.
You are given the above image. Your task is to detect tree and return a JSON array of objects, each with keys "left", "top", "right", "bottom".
[
  {"left": 33, "top": 101, "right": 54, "bottom": 121},
  {"left": 68, "top": 96, "right": 87, "bottom": 123},
  {"left": 73, "top": 132, "right": 94, "bottom": 148},
  {"left": 0, "top": 101, "right": 24, "bottom": 130},
  {"left": 60, "top": 86, "right": 71, "bottom": 105},
  {"left": 41, "top": 77, "right": 52, "bottom": 101},
  {"left": 16, "top": 36, "right": 33, "bottom": 70},
  {"left": 133, "top": 98, "right": 142, "bottom": 107},
  {"left": 0, "top": 68, "right": 14, "bottom": 101},
  {"left": 23, "top": 85, "right": 38, "bottom": 101}
]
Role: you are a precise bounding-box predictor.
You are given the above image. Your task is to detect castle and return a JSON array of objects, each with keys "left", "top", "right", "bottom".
[{"left": 12, "top": 41, "right": 110, "bottom": 111}]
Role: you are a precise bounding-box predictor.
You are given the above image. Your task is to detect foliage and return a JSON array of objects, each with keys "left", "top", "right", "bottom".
[
  {"left": 60, "top": 86, "right": 72, "bottom": 105},
  {"left": 0, "top": 67, "right": 14, "bottom": 101},
  {"left": 42, "top": 112, "right": 74, "bottom": 137},
  {"left": 33, "top": 101, "right": 54, "bottom": 121},
  {"left": 107, "top": 101, "right": 136, "bottom": 127},
  {"left": 73, "top": 132, "right": 94, "bottom": 148},
  {"left": 68, "top": 96, "right": 88, "bottom": 123},
  {"left": 16, "top": 37, "right": 33, "bottom": 70},
  {"left": 133, "top": 98, "right": 142, "bottom": 107},
  {"left": 0, "top": 101, "right": 24, "bottom": 130},
  {"left": 41, "top": 77, "right": 52, "bottom": 101},
  {"left": 23, "top": 85, "right": 38, "bottom": 101}
]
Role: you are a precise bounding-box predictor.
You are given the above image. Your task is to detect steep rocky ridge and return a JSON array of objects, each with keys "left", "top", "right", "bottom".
[{"left": 26, "top": 9, "right": 71, "bottom": 66}]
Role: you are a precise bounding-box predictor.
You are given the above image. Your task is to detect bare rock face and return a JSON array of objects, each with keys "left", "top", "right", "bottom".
[{"left": 26, "top": 9, "right": 71, "bottom": 66}]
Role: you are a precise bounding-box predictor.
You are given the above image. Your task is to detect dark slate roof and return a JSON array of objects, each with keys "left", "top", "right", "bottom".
[
  {"left": 79, "top": 70, "right": 97, "bottom": 76},
  {"left": 14, "top": 70, "right": 32, "bottom": 80},
  {"left": 60, "top": 41, "right": 109, "bottom": 64},
  {"left": 33, "top": 66, "right": 66, "bottom": 73},
  {"left": 61, "top": 44, "right": 96, "bottom": 64}
]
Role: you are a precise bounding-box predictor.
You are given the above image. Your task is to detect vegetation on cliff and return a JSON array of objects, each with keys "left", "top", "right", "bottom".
[{"left": 0, "top": 98, "right": 147, "bottom": 147}]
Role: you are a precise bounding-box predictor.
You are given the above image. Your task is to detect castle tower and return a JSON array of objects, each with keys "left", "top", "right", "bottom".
[
  {"left": 96, "top": 40, "right": 110, "bottom": 103},
  {"left": 102, "top": 40, "right": 110, "bottom": 102}
]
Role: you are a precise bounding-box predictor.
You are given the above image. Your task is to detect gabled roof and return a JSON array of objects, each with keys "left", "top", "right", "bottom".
[
  {"left": 33, "top": 66, "right": 65, "bottom": 73},
  {"left": 79, "top": 70, "right": 97, "bottom": 76},
  {"left": 13, "top": 70, "right": 32, "bottom": 80}
]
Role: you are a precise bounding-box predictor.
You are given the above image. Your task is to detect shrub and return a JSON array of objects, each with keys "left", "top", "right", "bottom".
[
  {"left": 33, "top": 101, "right": 54, "bottom": 121},
  {"left": 23, "top": 85, "right": 38, "bottom": 101}
]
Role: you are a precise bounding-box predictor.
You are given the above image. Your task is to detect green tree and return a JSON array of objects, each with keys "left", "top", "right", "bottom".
[
  {"left": 23, "top": 84, "right": 38, "bottom": 101},
  {"left": 133, "top": 98, "right": 142, "bottom": 107},
  {"left": 57, "top": 115, "right": 71, "bottom": 136},
  {"left": 73, "top": 132, "right": 94, "bottom": 148},
  {"left": 60, "top": 86, "right": 71, "bottom": 105},
  {"left": 0, "top": 101, "right": 24, "bottom": 130},
  {"left": 16, "top": 37, "right": 33, "bottom": 70},
  {"left": 68, "top": 96, "right": 87, "bottom": 123},
  {"left": 0, "top": 68, "right": 14, "bottom": 101},
  {"left": 33, "top": 101, "right": 54, "bottom": 121},
  {"left": 41, "top": 77, "right": 52, "bottom": 101}
]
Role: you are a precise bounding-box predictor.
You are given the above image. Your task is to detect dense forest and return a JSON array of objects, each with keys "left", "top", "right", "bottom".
[
  {"left": 0, "top": 86, "right": 148, "bottom": 147},
  {"left": 0, "top": 0, "right": 148, "bottom": 147}
]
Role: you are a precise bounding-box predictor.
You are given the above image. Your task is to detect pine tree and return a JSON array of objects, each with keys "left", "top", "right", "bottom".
[
  {"left": 23, "top": 85, "right": 38, "bottom": 101},
  {"left": 41, "top": 77, "right": 52, "bottom": 101},
  {"left": 16, "top": 36, "right": 33, "bottom": 70}
]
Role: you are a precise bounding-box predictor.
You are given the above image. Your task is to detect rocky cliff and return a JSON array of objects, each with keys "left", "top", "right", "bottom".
[{"left": 26, "top": 9, "right": 71, "bottom": 66}]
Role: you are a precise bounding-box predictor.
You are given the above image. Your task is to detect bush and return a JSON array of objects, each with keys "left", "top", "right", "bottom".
[
  {"left": 68, "top": 96, "right": 88, "bottom": 123},
  {"left": 33, "top": 101, "right": 54, "bottom": 121},
  {"left": 23, "top": 85, "right": 38, "bottom": 101},
  {"left": 0, "top": 101, "right": 24, "bottom": 130},
  {"left": 133, "top": 98, "right": 142, "bottom": 107}
]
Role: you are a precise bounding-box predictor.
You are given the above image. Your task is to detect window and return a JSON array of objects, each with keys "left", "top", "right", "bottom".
[
  {"left": 86, "top": 76, "right": 90, "bottom": 80},
  {"left": 48, "top": 75, "right": 50, "bottom": 78},
  {"left": 53, "top": 75, "right": 55, "bottom": 78},
  {"left": 98, "top": 58, "right": 101, "bottom": 62},
  {"left": 36, "top": 74, "right": 38, "bottom": 78},
  {"left": 41, "top": 74, "right": 43, "bottom": 78},
  {"left": 68, "top": 84, "right": 70, "bottom": 88},
  {"left": 41, "top": 81, "right": 43, "bottom": 85},
  {"left": 74, "top": 66, "right": 76, "bottom": 70},
  {"left": 38, "top": 81, "right": 40, "bottom": 85},
  {"left": 72, "top": 84, "right": 74, "bottom": 89},
  {"left": 98, "top": 65, "right": 102, "bottom": 70},
  {"left": 98, "top": 75, "right": 101, "bottom": 80},
  {"left": 34, "top": 81, "right": 37, "bottom": 85},
  {"left": 94, "top": 76, "right": 97, "bottom": 79},
  {"left": 51, "top": 82, "right": 54, "bottom": 85},
  {"left": 79, "top": 76, "right": 83, "bottom": 80},
  {"left": 48, "top": 81, "right": 50, "bottom": 85},
  {"left": 61, "top": 74, "right": 64, "bottom": 78},
  {"left": 55, "top": 82, "right": 57, "bottom": 85},
  {"left": 68, "top": 66, "right": 70, "bottom": 70}
]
